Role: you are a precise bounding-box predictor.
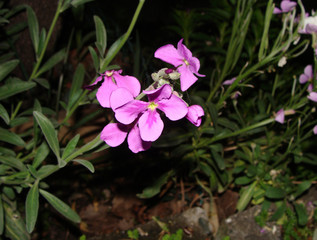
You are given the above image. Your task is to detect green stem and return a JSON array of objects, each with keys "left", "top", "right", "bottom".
[{"left": 28, "top": 0, "right": 62, "bottom": 81}]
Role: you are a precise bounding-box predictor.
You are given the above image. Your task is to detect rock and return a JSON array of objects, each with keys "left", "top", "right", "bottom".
[{"left": 87, "top": 207, "right": 214, "bottom": 240}]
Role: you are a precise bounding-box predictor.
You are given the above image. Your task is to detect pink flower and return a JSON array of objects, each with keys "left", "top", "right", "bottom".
[
  {"left": 100, "top": 122, "right": 151, "bottom": 153},
  {"left": 110, "top": 84, "right": 188, "bottom": 142},
  {"left": 223, "top": 77, "right": 237, "bottom": 85},
  {"left": 154, "top": 39, "right": 205, "bottom": 91},
  {"left": 313, "top": 125, "right": 317, "bottom": 135},
  {"left": 308, "top": 92, "right": 317, "bottom": 102},
  {"left": 186, "top": 105, "right": 204, "bottom": 127},
  {"left": 273, "top": 0, "right": 297, "bottom": 14},
  {"left": 299, "top": 15, "right": 317, "bottom": 34},
  {"left": 275, "top": 109, "right": 285, "bottom": 124},
  {"left": 299, "top": 65, "right": 313, "bottom": 84},
  {"left": 88, "top": 70, "right": 141, "bottom": 108}
]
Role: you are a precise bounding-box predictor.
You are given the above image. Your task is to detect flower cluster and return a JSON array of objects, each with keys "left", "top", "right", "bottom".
[{"left": 90, "top": 39, "right": 205, "bottom": 153}]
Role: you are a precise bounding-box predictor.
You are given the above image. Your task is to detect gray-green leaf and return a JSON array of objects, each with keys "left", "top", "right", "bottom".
[
  {"left": 0, "top": 104, "right": 10, "bottom": 125},
  {"left": 0, "top": 127, "right": 25, "bottom": 146},
  {"left": 73, "top": 159, "right": 94, "bottom": 173},
  {"left": 0, "top": 78, "right": 36, "bottom": 100},
  {"left": 0, "top": 60, "right": 19, "bottom": 82},
  {"left": 25, "top": 180, "right": 39, "bottom": 233},
  {"left": 39, "top": 189, "right": 81, "bottom": 223},
  {"left": 93, "top": 15, "right": 107, "bottom": 57}
]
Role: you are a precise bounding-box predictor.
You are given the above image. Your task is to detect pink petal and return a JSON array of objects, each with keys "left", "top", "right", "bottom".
[
  {"left": 281, "top": 1, "right": 296, "bottom": 12},
  {"left": 304, "top": 65, "right": 313, "bottom": 78},
  {"left": 154, "top": 44, "right": 183, "bottom": 67},
  {"left": 110, "top": 88, "right": 134, "bottom": 110},
  {"left": 178, "top": 65, "right": 198, "bottom": 91},
  {"left": 144, "top": 84, "right": 172, "bottom": 102},
  {"left": 114, "top": 100, "right": 148, "bottom": 125},
  {"left": 100, "top": 123, "right": 128, "bottom": 147},
  {"left": 307, "top": 84, "right": 313, "bottom": 92},
  {"left": 138, "top": 110, "right": 164, "bottom": 142},
  {"left": 306, "top": 24, "right": 317, "bottom": 34},
  {"left": 127, "top": 124, "right": 151, "bottom": 153},
  {"left": 96, "top": 77, "right": 118, "bottom": 108},
  {"left": 299, "top": 74, "right": 309, "bottom": 84},
  {"left": 223, "top": 77, "right": 237, "bottom": 85},
  {"left": 273, "top": 7, "right": 282, "bottom": 14},
  {"left": 308, "top": 92, "right": 317, "bottom": 102},
  {"left": 186, "top": 105, "right": 204, "bottom": 126},
  {"left": 113, "top": 72, "right": 141, "bottom": 97},
  {"left": 177, "top": 39, "right": 193, "bottom": 61},
  {"left": 275, "top": 109, "right": 285, "bottom": 124},
  {"left": 313, "top": 125, "right": 317, "bottom": 135},
  {"left": 158, "top": 94, "right": 188, "bottom": 121}
]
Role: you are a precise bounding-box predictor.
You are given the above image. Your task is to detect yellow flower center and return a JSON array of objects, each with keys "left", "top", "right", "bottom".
[
  {"left": 148, "top": 102, "right": 158, "bottom": 110},
  {"left": 183, "top": 59, "right": 189, "bottom": 66},
  {"left": 106, "top": 71, "right": 113, "bottom": 77}
]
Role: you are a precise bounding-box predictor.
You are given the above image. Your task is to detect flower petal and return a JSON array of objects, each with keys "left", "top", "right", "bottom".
[
  {"left": 308, "top": 92, "right": 317, "bottom": 102},
  {"left": 138, "top": 110, "right": 164, "bottom": 142},
  {"left": 114, "top": 100, "right": 148, "bottom": 125},
  {"left": 144, "top": 84, "right": 172, "bottom": 102},
  {"left": 281, "top": 1, "right": 296, "bottom": 12},
  {"left": 275, "top": 109, "right": 285, "bottom": 124},
  {"left": 178, "top": 65, "right": 198, "bottom": 91},
  {"left": 127, "top": 124, "right": 151, "bottom": 153},
  {"left": 158, "top": 94, "right": 188, "bottom": 121},
  {"left": 154, "top": 44, "right": 183, "bottom": 67},
  {"left": 177, "top": 39, "right": 193, "bottom": 60},
  {"left": 114, "top": 72, "right": 141, "bottom": 97},
  {"left": 186, "top": 105, "right": 204, "bottom": 126},
  {"left": 100, "top": 123, "right": 128, "bottom": 147},
  {"left": 96, "top": 77, "right": 118, "bottom": 108},
  {"left": 110, "top": 87, "right": 135, "bottom": 110},
  {"left": 304, "top": 65, "right": 313, "bottom": 78},
  {"left": 313, "top": 125, "right": 317, "bottom": 135}
]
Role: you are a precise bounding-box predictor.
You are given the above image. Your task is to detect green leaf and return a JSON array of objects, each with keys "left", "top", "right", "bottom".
[
  {"left": 0, "top": 196, "right": 3, "bottom": 235},
  {"left": 62, "top": 134, "right": 80, "bottom": 160},
  {"left": 39, "top": 189, "right": 81, "bottom": 223},
  {"left": 73, "top": 159, "right": 95, "bottom": 173},
  {"left": 0, "top": 156, "right": 26, "bottom": 171},
  {"left": 0, "top": 127, "right": 25, "bottom": 146},
  {"left": 25, "top": 180, "right": 39, "bottom": 233},
  {"left": 33, "top": 78, "right": 49, "bottom": 89},
  {"left": 37, "top": 28, "right": 46, "bottom": 58},
  {"left": 3, "top": 202, "right": 30, "bottom": 240},
  {"left": 291, "top": 181, "right": 311, "bottom": 199},
  {"left": 37, "top": 165, "right": 58, "bottom": 179},
  {"left": 211, "top": 149, "right": 225, "bottom": 170},
  {"left": 294, "top": 203, "right": 308, "bottom": 227},
  {"left": 93, "top": 15, "right": 107, "bottom": 57},
  {"left": 33, "top": 111, "right": 63, "bottom": 166},
  {"left": 0, "top": 60, "right": 19, "bottom": 82},
  {"left": 71, "top": 0, "right": 94, "bottom": 8},
  {"left": 88, "top": 46, "right": 99, "bottom": 71},
  {"left": 235, "top": 176, "right": 253, "bottom": 185},
  {"left": 35, "top": 48, "right": 66, "bottom": 78},
  {"left": 137, "top": 170, "right": 174, "bottom": 199},
  {"left": 68, "top": 64, "right": 84, "bottom": 110},
  {"left": 0, "top": 104, "right": 10, "bottom": 125},
  {"left": 100, "top": 34, "right": 124, "bottom": 72},
  {"left": 237, "top": 181, "right": 257, "bottom": 211},
  {"left": 26, "top": 6, "right": 39, "bottom": 55},
  {"left": 0, "top": 78, "right": 36, "bottom": 100},
  {"left": 265, "top": 186, "right": 286, "bottom": 199},
  {"left": 270, "top": 202, "right": 286, "bottom": 221}
]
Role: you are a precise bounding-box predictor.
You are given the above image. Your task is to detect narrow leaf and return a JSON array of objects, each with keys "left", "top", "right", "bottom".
[
  {"left": 0, "top": 78, "right": 36, "bottom": 100},
  {"left": 0, "top": 196, "right": 3, "bottom": 235},
  {"left": 294, "top": 203, "right": 308, "bottom": 227},
  {"left": 0, "top": 156, "right": 26, "bottom": 171},
  {"left": 0, "top": 127, "right": 25, "bottom": 146},
  {"left": 0, "top": 59, "right": 19, "bottom": 82},
  {"left": 35, "top": 48, "right": 66, "bottom": 78},
  {"left": 237, "top": 181, "right": 257, "bottom": 211},
  {"left": 37, "top": 28, "right": 46, "bottom": 58},
  {"left": 62, "top": 134, "right": 80, "bottom": 160},
  {"left": 71, "top": 0, "right": 94, "bottom": 8},
  {"left": 39, "top": 189, "right": 81, "bottom": 223},
  {"left": 73, "top": 159, "right": 95, "bottom": 173},
  {"left": 100, "top": 34, "right": 124, "bottom": 72},
  {"left": 25, "top": 180, "right": 39, "bottom": 233},
  {"left": 211, "top": 149, "right": 225, "bottom": 170},
  {"left": 26, "top": 6, "right": 39, "bottom": 54},
  {"left": 0, "top": 104, "right": 10, "bottom": 125},
  {"left": 68, "top": 64, "right": 85, "bottom": 110},
  {"left": 93, "top": 15, "right": 107, "bottom": 57},
  {"left": 33, "top": 111, "right": 61, "bottom": 165},
  {"left": 88, "top": 46, "right": 99, "bottom": 71},
  {"left": 265, "top": 186, "right": 286, "bottom": 199}
]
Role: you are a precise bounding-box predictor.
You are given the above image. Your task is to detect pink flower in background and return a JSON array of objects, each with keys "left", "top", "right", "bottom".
[
  {"left": 88, "top": 70, "right": 141, "bottom": 108},
  {"left": 308, "top": 92, "right": 317, "bottom": 102},
  {"left": 299, "top": 65, "right": 313, "bottom": 84},
  {"left": 273, "top": 0, "right": 297, "bottom": 14},
  {"left": 110, "top": 84, "right": 188, "bottom": 142},
  {"left": 100, "top": 122, "right": 151, "bottom": 153},
  {"left": 275, "top": 109, "right": 285, "bottom": 124},
  {"left": 154, "top": 39, "right": 205, "bottom": 91},
  {"left": 186, "top": 105, "right": 204, "bottom": 127},
  {"left": 299, "top": 15, "right": 317, "bottom": 34},
  {"left": 223, "top": 77, "right": 237, "bottom": 85},
  {"left": 313, "top": 125, "right": 317, "bottom": 135}
]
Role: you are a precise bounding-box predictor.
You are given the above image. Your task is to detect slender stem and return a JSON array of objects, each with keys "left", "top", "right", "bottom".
[{"left": 28, "top": 0, "right": 63, "bottom": 81}]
